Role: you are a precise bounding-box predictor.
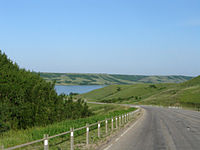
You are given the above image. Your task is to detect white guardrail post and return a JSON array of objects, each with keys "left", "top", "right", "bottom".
[
  {"left": 111, "top": 117, "right": 114, "bottom": 131},
  {"left": 44, "top": 134, "right": 48, "bottom": 150},
  {"left": 119, "top": 116, "right": 121, "bottom": 127},
  {"left": 105, "top": 119, "right": 108, "bottom": 134},
  {"left": 70, "top": 128, "right": 74, "bottom": 150},
  {"left": 86, "top": 123, "right": 89, "bottom": 145},
  {"left": 115, "top": 117, "right": 118, "bottom": 129},
  {"left": 98, "top": 121, "right": 100, "bottom": 138}
]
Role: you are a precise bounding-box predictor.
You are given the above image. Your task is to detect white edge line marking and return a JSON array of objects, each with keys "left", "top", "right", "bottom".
[
  {"left": 104, "top": 144, "right": 113, "bottom": 150},
  {"left": 115, "top": 137, "right": 120, "bottom": 142},
  {"left": 104, "top": 108, "right": 143, "bottom": 150}
]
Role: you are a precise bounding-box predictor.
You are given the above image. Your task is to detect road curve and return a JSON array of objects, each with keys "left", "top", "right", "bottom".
[{"left": 105, "top": 106, "right": 200, "bottom": 150}]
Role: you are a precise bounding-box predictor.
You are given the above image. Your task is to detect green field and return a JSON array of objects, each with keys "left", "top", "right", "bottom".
[
  {"left": 80, "top": 76, "right": 200, "bottom": 108},
  {"left": 39, "top": 72, "right": 192, "bottom": 85}
]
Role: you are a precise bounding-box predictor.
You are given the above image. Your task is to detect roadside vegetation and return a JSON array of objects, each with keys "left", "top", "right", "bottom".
[{"left": 0, "top": 103, "right": 135, "bottom": 148}]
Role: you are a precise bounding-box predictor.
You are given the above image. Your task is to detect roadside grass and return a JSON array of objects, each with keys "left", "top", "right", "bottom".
[{"left": 0, "top": 103, "right": 136, "bottom": 149}]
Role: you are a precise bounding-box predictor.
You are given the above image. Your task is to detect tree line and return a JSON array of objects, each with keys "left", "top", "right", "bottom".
[{"left": 0, "top": 51, "right": 92, "bottom": 133}]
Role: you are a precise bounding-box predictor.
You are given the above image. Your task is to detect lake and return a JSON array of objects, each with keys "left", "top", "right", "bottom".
[{"left": 55, "top": 85, "right": 106, "bottom": 95}]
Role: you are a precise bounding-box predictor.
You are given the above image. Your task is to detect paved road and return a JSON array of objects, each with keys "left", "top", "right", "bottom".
[{"left": 105, "top": 106, "right": 200, "bottom": 150}]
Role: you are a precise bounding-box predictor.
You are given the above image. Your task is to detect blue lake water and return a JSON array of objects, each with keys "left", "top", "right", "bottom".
[{"left": 55, "top": 85, "right": 106, "bottom": 95}]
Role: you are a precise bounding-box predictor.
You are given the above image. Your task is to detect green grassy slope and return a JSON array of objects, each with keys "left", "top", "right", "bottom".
[
  {"left": 142, "top": 76, "right": 200, "bottom": 106},
  {"left": 80, "top": 83, "right": 175, "bottom": 103},
  {"left": 180, "top": 75, "right": 200, "bottom": 86},
  {"left": 40, "top": 72, "right": 192, "bottom": 85},
  {"left": 80, "top": 76, "right": 200, "bottom": 108},
  {"left": 80, "top": 85, "right": 131, "bottom": 100}
]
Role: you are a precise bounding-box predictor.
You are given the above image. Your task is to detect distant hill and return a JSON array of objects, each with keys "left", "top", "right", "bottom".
[{"left": 40, "top": 73, "right": 192, "bottom": 85}]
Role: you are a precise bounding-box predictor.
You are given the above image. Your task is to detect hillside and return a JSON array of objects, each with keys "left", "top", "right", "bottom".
[
  {"left": 142, "top": 75, "right": 200, "bottom": 107},
  {"left": 80, "top": 83, "right": 176, "bottom": 103},
  {"left": 40, "top": 72, "right": 192, "bottom": 85},
  {"left": 180, "top": 75, "right": 200, "bottom": 87},
  {"left": 80, "top": 76, "right": 200, "bottom": 109}
]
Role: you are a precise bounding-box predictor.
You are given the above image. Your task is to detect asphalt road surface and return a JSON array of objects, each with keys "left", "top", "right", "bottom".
[{"left": 105, "top": 106, "right": 200, "bottom": 150}]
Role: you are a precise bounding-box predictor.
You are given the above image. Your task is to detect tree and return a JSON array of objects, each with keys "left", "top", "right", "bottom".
[{"left": 117, "top": 87, "right": 121, "bottom": 91}]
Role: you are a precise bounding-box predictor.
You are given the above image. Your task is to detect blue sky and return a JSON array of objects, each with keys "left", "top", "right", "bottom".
[{"left": 0, "top": 0, "right": 200, "bottom": 76}]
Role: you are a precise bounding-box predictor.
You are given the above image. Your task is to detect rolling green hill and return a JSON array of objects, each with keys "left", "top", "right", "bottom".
[
  {"left": 80, "top": 76, "right": 200, "bottom": 109},
  {"left": 180, "top": 75, "right": 200, "bottom": 86},
  {"left": 40, "top": 72, "right": 192, "bottom": 85}
]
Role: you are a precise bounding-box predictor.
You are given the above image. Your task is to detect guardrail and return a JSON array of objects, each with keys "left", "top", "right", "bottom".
[{"left": 1, "top": 109, "right": 140, "bottom": 150}]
